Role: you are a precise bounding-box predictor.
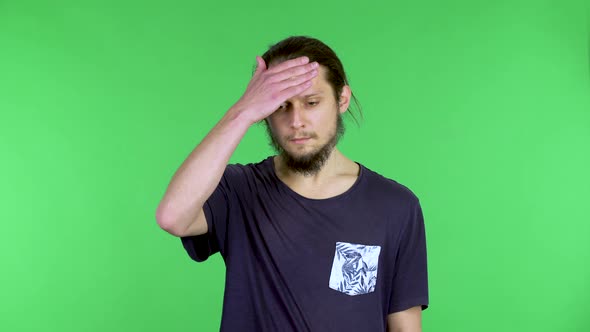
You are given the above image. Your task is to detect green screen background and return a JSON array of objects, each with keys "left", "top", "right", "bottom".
[{"left": 1, "top": 0, "right": 589, "bottom": 331}]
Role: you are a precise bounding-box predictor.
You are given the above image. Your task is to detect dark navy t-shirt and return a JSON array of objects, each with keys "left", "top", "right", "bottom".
[{"left": 180, "top": 156, "right": 429, "bottom": 331}]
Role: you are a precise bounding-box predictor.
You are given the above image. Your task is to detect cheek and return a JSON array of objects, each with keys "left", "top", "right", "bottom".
[
  {"left": 319, "top": 111, "right": 338, "bottom": 128},
  {"left": 265, "top": 115, "right": 279, "bottom": 128},
  {"left": 266, "top": 118, "right": 286, "bottom": 137},
  {"left": 267, "top": 113, "right": 286, "bottom": 127}
]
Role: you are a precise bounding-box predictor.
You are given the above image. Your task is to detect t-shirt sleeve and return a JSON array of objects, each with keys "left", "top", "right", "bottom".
[
  {"left": 179, "top": 164, "right": 245, "bottom": 262},
  {"left": 388, "top": 199, "right": 430, "bottom": 313}
]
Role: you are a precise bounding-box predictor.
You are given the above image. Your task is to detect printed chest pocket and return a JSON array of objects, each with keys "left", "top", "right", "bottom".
[{"left": 328, "top": 242, "right": 382, "bottom": 296}]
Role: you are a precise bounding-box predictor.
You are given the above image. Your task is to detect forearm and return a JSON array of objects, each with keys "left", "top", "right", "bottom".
[
  {"left": 155, "top": 106, "right": 251, "bottom": 232},
  {"left": 387, "top": 306, "right": 422, "bottom": 332}
]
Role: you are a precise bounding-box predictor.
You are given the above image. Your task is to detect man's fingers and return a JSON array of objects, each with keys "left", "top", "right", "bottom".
[
  {"left": 265, "top": 56, "right": 310, "bottom": 75},
  {"left": 275, "top": 68, "right": 318, "bottom": 91},
  {"left": 271, "top": 61, "right": 318, "bottom": 83},
  {"left": 276, "top": 80, "right": 313, "bottom": 102}
]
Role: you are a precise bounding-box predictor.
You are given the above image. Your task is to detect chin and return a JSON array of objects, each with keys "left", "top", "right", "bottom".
[{"left": 287, "top": 151, "right": 317, "bottom": 162}]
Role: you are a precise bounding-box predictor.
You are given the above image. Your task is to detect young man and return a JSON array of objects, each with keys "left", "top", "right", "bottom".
[{"left": 156, "top": 36, "right": 429, "bottom": 332}]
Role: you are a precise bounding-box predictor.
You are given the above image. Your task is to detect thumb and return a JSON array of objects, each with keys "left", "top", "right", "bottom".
[{"left": 255, "top": 56, "right": 267, "bottom": 74}]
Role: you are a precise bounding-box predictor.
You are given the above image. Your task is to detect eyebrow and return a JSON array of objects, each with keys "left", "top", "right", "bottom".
[
  {"left": 301, "top": 92, "right": 324, "bottom": 98},
  {"left": 284, "top": 91, "right": 324, "bottom": 103}
]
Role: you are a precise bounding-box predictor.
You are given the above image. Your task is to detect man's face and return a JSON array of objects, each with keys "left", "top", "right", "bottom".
[{"left": 265, "top": 65, "right": 347, "bottom": 176}]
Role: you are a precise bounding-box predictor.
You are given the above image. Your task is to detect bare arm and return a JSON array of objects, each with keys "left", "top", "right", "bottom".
[
  {"left": 387, "top": 306, "right": 422, "bottom": 332},
  {"left": 155, "top": 109, "right": 251, "bottom": 237},
  {"left": 155, "top": 55, "right": 319, "bottom": 237}
]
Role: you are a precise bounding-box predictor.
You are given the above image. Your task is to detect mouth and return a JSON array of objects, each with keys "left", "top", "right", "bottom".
[{"left": 289, "top": 137, "right": 311, "bottom": 144}]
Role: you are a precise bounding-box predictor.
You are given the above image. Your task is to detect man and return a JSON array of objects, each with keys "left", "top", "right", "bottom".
[{"left": 156, "top": 36, "right": 429, "bottom": 332}]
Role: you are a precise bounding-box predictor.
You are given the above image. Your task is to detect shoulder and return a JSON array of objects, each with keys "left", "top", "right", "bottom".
[
  {"left": 222, "top": 156, "right": 274, "bottom": 184},
  {"left": 359, "top": 163, "right": 420, "bottom": 208},
  {"left": 226, "top": 156, "right": 271, "bottom": 173}
]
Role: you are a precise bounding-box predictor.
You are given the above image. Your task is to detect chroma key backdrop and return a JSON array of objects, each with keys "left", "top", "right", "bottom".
[{"left": 1, "top": 0, "right": 588, "bottom": 331}]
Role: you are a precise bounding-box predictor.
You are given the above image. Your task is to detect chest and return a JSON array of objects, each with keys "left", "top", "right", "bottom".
[{"left": 230, "top": 196, "right": 402, "bottom": 293}]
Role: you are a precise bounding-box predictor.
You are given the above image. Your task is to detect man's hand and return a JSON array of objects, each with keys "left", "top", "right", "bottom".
[{"left": 232, "top": 55, "right": 319, "bottom": 125}]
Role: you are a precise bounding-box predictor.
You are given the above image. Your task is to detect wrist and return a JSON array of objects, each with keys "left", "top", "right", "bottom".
[
  {"left": 226, "top": 104, "right": 258, "bottom": 127},
  {"left": 222, "top": 105, "right": 255, "bottom": 131}
]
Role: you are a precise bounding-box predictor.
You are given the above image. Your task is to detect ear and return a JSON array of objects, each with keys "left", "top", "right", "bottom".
[{"left": 338, "top": 85, "right": 352, "bottom": 114}]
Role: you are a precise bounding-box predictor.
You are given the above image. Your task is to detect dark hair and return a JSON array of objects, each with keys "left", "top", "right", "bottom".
[{"left": 256, "top": 35, "right": 363, "bottom": 127}]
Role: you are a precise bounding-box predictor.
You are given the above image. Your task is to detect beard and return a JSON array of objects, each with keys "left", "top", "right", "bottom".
[{"left": 265, "top": 113, "right": 345, "bottom": 176}]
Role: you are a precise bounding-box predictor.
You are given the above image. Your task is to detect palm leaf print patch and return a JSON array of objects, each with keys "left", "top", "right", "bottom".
[{"left": 329, "top": 242, "right": 381, "bottom": 296}]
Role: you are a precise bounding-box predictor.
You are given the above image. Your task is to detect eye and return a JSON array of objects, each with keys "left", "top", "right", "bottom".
[{"left": 308, "top": 101, "right": 319, "bottom": 106}]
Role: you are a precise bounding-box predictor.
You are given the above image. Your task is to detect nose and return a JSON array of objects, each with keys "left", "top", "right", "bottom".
[{"left": 287, "top": 104, "right": 306, "bottom": 129}]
